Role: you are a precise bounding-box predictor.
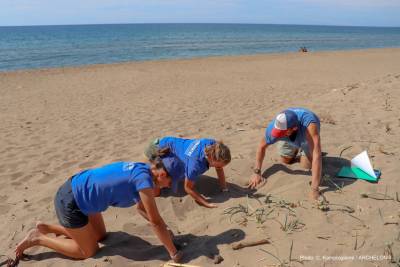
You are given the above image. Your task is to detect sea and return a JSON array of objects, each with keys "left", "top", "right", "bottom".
[{"left": 1, "top": 23, "right": 400, "bottom": 71}]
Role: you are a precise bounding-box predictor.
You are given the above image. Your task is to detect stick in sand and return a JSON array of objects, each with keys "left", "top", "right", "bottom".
[
  {"left": 232, "top": 238, "right": 270, "bottom": 250},
  {"left": 162, "top": 263, "right": 201, "bottom": 267}
]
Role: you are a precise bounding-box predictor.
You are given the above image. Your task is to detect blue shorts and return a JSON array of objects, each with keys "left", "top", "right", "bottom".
[{"left": 54, "top": 178, "right": 88, "bottom": 229}]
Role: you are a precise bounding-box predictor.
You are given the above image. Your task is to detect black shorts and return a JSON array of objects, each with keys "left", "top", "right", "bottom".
[{"left": 54, "top": 178, "right": 88, "bottom": 229}]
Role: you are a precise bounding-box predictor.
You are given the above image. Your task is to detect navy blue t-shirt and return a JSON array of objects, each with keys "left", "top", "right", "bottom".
[
  {"left": 71, "top": 162, "right": 153, "bottom": 215},
  {"left": 158, "top": 137, "right": 215, "bottom": 182},
  {"left": 265, "top": 107, "right": 320, "bottom": 147}
]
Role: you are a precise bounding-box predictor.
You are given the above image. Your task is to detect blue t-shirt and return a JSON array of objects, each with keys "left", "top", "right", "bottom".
[
  {"left": 71, "top": 162, "right": 153, "bottom": 215},
  {"left": 158, "top": 137, "right": 215, "bottom": 181},
  {"left": 265, "top": 107, "right": 320, "bottom": 147}
]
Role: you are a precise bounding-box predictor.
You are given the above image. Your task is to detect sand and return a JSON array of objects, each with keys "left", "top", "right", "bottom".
[{"left": 0, "top": 48, "right": 399, "bottom": 267}]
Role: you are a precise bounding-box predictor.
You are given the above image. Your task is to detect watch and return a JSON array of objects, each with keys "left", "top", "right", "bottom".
[{"left": 253, "top": 168, "right": 261, "bottom": 175}]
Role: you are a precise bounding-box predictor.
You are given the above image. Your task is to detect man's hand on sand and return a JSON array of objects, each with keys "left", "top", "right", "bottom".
[
  {"left": 309, "top": 188, "right": 320, "bottom": 201},
  {"left": 248, "top": 174, "right": 264, "bottom": 189}
]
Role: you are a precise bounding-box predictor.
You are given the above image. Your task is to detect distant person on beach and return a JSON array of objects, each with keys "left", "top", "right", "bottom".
[
  {"left": 14, "top": 154, "right": 184, "bottom": 262},
  {"left": 145, "top": 137, "right": 231, "bottom": 208},
  {"left": 248, "top": 108, "right": 322, "bottom": 200}
]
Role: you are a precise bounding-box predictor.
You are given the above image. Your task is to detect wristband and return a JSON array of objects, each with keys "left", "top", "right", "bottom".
[{"left": 253, "top": 168, "right": 261, "bottom": 175}]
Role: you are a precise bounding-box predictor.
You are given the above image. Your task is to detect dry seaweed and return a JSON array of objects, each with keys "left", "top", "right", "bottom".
[
  {"left": 360, "top": 193, "right": 394, "bottom": 201},
  {"left": 339, "top": 146, "right": 352, "bottom": 157},
  {"left": 257, "top": 240, "right": 304, "bottom": 266},
  {"left": 384, "top": 242, "right": 395, "bottom": 264},
  {"left": 353, "top": 232, "right": 365, "bottom": 250},
  {"left": 223, "top": 194, "right": 299, "bottom": 225},
  {"left": 315, "top": 200, "right": 365, "bottom": 226},
  {"left": 322, "top": 174, "right": 344, "bottom": 193},
  {"left": 276, "top": 214, "right": 305, "bottom": 233}
]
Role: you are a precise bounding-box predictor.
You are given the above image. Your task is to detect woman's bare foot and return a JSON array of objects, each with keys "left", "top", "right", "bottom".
[
  {"left": 35, "top": 221, "right": 50, "bottom": 235},
  {"left": 36, "top": 221, "right": 63, "bottom": 237},
  {"left": 14, "top": 229, "right": 43, "bottom": 259}
]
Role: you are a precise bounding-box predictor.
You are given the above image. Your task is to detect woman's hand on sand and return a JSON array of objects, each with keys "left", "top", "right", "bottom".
[
  {"left": 247, "top": 174, "right": 264, "bottom": 189},
  {"left": 171, "top": 250, "right": 183, "bottom": 262},
  {"left": 204, "top": 202, "right": 218, "bottom": 208}
]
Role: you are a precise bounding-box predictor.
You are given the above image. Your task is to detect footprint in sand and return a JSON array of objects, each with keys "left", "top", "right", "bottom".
[{"left": 0, "top": 204, "right": 11, "bottom": 214}]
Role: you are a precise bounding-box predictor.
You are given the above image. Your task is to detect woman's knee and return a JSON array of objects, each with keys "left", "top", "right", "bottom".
[
  {"left": 96, "top": 232, "right": 107, "bottom": 242},
  {"left": 80, "top": 244, "right": 99, "bottom": 259}
]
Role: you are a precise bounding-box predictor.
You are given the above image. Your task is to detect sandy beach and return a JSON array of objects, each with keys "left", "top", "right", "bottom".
[{"left": 1, "top": 48, "right": 400, "bottom": 267}]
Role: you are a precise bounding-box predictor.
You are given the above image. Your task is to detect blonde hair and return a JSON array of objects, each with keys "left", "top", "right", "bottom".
[
  {"left": 205, "top": 141, "right": 231, "bottom": 164},
  {"left": 149, "top": 147, "right": 170, "bottom": 162}
]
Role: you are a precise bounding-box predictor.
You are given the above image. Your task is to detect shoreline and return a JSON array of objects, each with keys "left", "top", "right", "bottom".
[{"left": 1, "top": 47, "right": 400, "bottom": 75}]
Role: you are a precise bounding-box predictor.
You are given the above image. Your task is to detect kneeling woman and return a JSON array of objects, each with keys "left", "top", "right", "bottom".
[
  {"left": 145, "top": 136, "right": 231, "bottom": 208},
  {"left": 14, "top": 155, "right": 184, "bottom": 262}
]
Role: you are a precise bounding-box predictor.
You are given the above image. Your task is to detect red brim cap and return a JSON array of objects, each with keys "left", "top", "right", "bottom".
[{"left": 271, "top": 128, "right": 288, "bottom": 138}]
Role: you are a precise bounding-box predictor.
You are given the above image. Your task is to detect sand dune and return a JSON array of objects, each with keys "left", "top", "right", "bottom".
[{"left": 0, "top": 48, "right": 399, "bottom": 267}]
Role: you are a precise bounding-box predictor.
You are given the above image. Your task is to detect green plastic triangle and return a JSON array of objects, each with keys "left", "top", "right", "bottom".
[{"left": 337, "top": 166, "right": 378, "bottom": 182}]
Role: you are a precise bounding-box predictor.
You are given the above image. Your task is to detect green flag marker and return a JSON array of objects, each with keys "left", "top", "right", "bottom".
[
  {"left": 337, "top": 166, "right": 380, "bottom": 182},
  {"left": 336, "top": 150, "right": 381, "bottom": 182}
]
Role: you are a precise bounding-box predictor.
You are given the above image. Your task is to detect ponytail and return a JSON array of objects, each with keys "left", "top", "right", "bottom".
[
  {"left": 205, "top": 141, "right": 231, "bottom": 164},
  {"left": 149, "top": 147, "right": 170, "bottom": 162}
]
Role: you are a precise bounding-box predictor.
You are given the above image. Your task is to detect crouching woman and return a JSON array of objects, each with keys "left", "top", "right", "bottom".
[{"left": 14, "top": 154, "right": 184, "bottom": 262}]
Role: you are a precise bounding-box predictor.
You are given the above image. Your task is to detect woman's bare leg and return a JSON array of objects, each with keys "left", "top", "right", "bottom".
[
  {"left": 37, "top": 213, "right": 106, "bottom": 241},
  {"left": 36, "top": 221, "right": 71, "bottom": 238},
  {"left": 88, "top": 213, "right": 106, "bottom": 242},
  {"left": 15, "top": 222, "right": 99, "bottom": 259}
]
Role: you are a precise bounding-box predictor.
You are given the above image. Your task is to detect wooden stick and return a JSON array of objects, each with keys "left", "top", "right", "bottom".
[
  {"left": 232, "top": 238, "right": 270, "bottom": 250},
  {"left": 163, "top": 263, "right": 201, "bottom": 267},
  {"left": 384, "top": 222, "right": 399, "bottom": 225},
  {"left": 317, "top": 235, "right": 331, "bottom": 240}
]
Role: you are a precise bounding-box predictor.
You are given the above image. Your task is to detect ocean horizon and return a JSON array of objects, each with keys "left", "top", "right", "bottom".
[{"left": 1, "top": 23, "right": 400, "bottom": 71}]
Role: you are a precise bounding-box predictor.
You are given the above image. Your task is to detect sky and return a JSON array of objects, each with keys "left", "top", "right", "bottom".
[{"left": 1, "top": 0, "right": 400, "bottom": 27}]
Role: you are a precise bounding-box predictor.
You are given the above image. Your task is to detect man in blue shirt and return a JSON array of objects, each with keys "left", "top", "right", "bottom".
[{"left": 248, "top": 108, "right": 322, "bottom": 200}]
